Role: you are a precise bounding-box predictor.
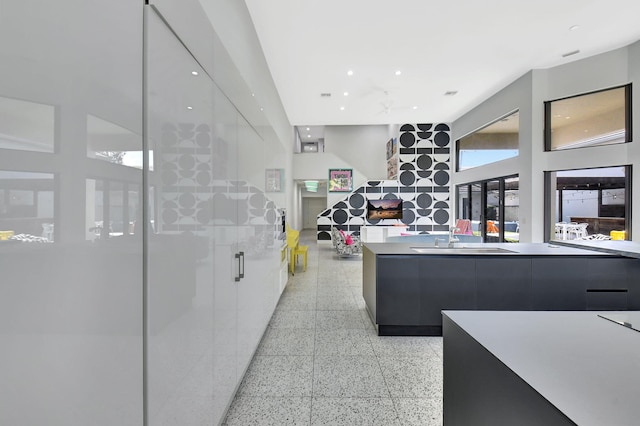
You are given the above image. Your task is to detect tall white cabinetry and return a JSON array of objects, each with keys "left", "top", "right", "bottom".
[{"left": 146, "top": 7, "right": 283, "bottom": 425}]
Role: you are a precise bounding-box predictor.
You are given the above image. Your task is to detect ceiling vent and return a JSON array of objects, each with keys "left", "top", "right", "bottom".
[{"left": 320, "top": 93, "right": 332, "bottom": 97}]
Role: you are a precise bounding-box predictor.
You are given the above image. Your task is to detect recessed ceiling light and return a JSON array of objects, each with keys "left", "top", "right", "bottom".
[
  {"left": 251, "top": 93, "right": 255, "bottom": 97},
  {"left": 340, "top": 106, "right": 345, "bottom": 110},
  {"left": 343, "top": 92, "right": 349, "bottom": 96},
  {"left": 569, "top": 25, "right": 580, "bottom": 31},
  {"left": 347, "top": 70, "right": 353, "bottom": 76},
  {"left": 565, "top": 116, "right": 571, "bottom": 119},
  {"left": 444, "top": 90, "right": 458, "bottom": 96},
  {"left": 307, "top": 134, "right": 311, "bottom": 138},
  {"left": 186, "top": 106, "right": 193, "bottom": 110},
  {"left": 395, "top": 70, "right": 402, "bottom": 76},
  {"left": 260, "top": 107, "right": 264, "bottom": 111},
  {"left": 412, "top": 106, "right": 418, "bottom": 110},
  {"left": 306, "top": 127, "right": 310, "bottom": 131},
  {"left": 191, "top": 71, "right": 199, "bottom": 76}
]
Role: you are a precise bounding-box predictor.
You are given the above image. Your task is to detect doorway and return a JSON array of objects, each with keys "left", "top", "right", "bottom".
[{"left": 303, "top": 197, "right": 327, "bottom": 230}]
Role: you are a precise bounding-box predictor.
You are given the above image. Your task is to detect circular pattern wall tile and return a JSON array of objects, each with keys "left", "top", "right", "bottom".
[
  {"left": 416, "top": 155, "right": 433, "bottom": 170},
  {"left": 399, "top": 170, "right": 415, "bottom": 186},
  {"left": 402, "top": 209, "right": 416, "bottom": 224},
  {"left": 400, "top": 132, "right": 415, "bottom": 148},
  {"left": 265, "top": 209, "right": 277, "bottom": 224},
  {"left": 417, "top": 124, "right": 433, "bottom": 131},
  {"left": 417, "top": 171, "right": 432, "bottom": 178},
  {"left": 400, "top": 124, "right": 416, "bottom": 131},
  {"left": 434, "top": 170, "right": 450, "bottom": 186},
  {"left": 333, "top": 209, "right": 348, "bottom": 224},
  {"left": 318, "top": 231, "right": 331, "bottom": 240},
  {"left": 433, "top": 209, "right": 449, "bottom": 225},
  {"left": 417, "top": 132, "right": 432, "bottom": 139},
  {"left": 399, "top": 159, "right": 416, "bottom": 169},
  {"left": 349, "top": 193, "right": 365, "bottom": 208},
  {"left": 435, "top": 124, "right": 450, "bottom": 131},
  {"left": 349, "top": 209, "right": 365, "bottom": 216},
  {"left": 416, "top": 193, "right": 433, "bottom": 208},
  {"left": 434, "top": 132, "right": 450, "bottom": 147},
  {"left": 434, "top": 201, "right": 450, "bottom": 208}
]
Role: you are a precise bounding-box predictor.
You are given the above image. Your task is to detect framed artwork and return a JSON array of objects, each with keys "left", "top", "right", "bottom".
[
  {"left": 265, "top": 168, "right": 283, "bottom": 192},
  {"left": 387, "top": 156, "right": 398, "bottom": 179},
  {"left": 386, "top": 138, "right": 393, "bottom": 160},
  {"left": 328, "top": 168, "right": 353, "bottom": 192}
]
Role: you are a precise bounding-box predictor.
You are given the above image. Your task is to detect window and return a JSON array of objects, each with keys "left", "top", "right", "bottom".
[
  {"left": 544, "top": 166, "right": 631, "bottom": 241},
  {"left": 456, "top": 111, "right": 519, "bottom": 171},
  {"left": 545, "top": 85, "right": 631, "bottom": 151},
  {"left": 456, "top": 175, "right": 519, "bottom": 242}
]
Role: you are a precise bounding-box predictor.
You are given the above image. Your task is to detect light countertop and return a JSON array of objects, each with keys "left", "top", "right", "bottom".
[
  {"left": 443, "top": 310, "right": 640, "bottom": 426},
  {"left": 363, "top": 242, "right": 617, "bottom": 256}
]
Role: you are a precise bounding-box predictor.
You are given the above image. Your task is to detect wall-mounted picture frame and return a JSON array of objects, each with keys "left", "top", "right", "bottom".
[
  {"left": 265, "top": 168, "right": 283, "bottom": 192},
  {"left": 328, "top": 168, "right": 353, "bottom": 192}
]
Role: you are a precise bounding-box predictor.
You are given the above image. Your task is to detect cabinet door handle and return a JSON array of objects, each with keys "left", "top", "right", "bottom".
[
  {"left": 235, "top": 252, "right": 241, "bottom": 282},
  {"left": 239, "top": 251, "right": 245, "bottom": 279}
]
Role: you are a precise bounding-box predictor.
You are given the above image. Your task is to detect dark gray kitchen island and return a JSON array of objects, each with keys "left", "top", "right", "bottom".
[{"left": 363, "top": 242, "right": 640, "bottom": 335}]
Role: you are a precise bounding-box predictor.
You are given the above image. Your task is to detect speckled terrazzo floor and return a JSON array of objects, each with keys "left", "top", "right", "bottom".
[{"left": 222, "top": 230, "right": 443, "bottom": 425}]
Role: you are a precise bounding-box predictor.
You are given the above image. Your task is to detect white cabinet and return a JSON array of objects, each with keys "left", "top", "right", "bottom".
[{"left": 146, "top": 9, "right": 283, "bottom": 425}]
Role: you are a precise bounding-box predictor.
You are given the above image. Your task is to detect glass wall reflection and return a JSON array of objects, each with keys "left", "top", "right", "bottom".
[{"left": 0, "top": 1, "right": 144, "bottom": 424}]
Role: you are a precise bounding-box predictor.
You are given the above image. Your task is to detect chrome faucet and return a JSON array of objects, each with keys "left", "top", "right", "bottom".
[{"left": 448, "top": 227, "right": 460, "bottom": 248}]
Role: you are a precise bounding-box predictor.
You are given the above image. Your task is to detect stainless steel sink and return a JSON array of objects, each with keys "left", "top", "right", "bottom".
[{"left": 410, "top": 246, "right": 517, "bottom": 254}]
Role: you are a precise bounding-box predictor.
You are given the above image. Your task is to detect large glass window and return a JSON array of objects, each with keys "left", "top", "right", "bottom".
[
  {"left": 545, "top": 85, "right": 631, "bottom": 151},
  {"left": 456, "top": 175, "right": 519, "bottom": 242},
  {"left": 456, "top": 111, "right": 519, "bottom": 171},
  {"left": 545, "top": 166, "right": 630, "bottom": 240}
]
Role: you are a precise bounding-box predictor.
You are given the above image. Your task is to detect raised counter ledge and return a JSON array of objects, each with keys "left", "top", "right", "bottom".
[
  {"left": 363, "top": 241, "right": 615, "bottom": 256},
  {"left": 552, "top": 239, "right": 640, "bottom": 259}
]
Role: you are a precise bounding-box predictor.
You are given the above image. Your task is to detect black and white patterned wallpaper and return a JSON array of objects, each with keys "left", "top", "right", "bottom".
[{"left": 317, "top": 123, "right": 451, "bottom": 241}]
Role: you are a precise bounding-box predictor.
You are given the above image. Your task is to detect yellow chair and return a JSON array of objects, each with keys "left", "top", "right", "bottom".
[{"left": 292, "top": 245, "right": 308, "bottom": 273}]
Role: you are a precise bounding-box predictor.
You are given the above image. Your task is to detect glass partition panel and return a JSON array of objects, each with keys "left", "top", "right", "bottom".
[
  {"left": 0, "top": 96, "right": 55, "bottom": 153},
  {"left": 545, "top": 85, "right": 631, "bottom": 151},
  {"left": 457, "top": 111, "right": 519, "bottom": 171}
]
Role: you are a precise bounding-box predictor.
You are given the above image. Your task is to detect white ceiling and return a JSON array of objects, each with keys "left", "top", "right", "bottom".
[{"left": 244, "top": 0, "right": 640, "bottom": 130}]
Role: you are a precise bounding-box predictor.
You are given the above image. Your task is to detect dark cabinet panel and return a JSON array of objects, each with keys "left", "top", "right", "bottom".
[
  {"left": 377, "top": 256, "right": 421, "bottom": 324},
  {"left": 476, "top": 258, "right": 532, "bottom": 310},
  {"left": 531, "top": 258, "right": 588, "bottom": 310},
  {"left": 419, "top": 257, "right": 476, "bottom": 323}
]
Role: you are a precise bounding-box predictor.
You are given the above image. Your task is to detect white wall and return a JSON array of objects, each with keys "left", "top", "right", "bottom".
[{"left": 324, "top": 125, "right": 390, "bottom": 179}]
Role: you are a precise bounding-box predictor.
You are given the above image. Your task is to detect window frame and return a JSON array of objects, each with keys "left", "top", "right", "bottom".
[{"left": 544, "top": 84, "right": 632, "bottom": 152}]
